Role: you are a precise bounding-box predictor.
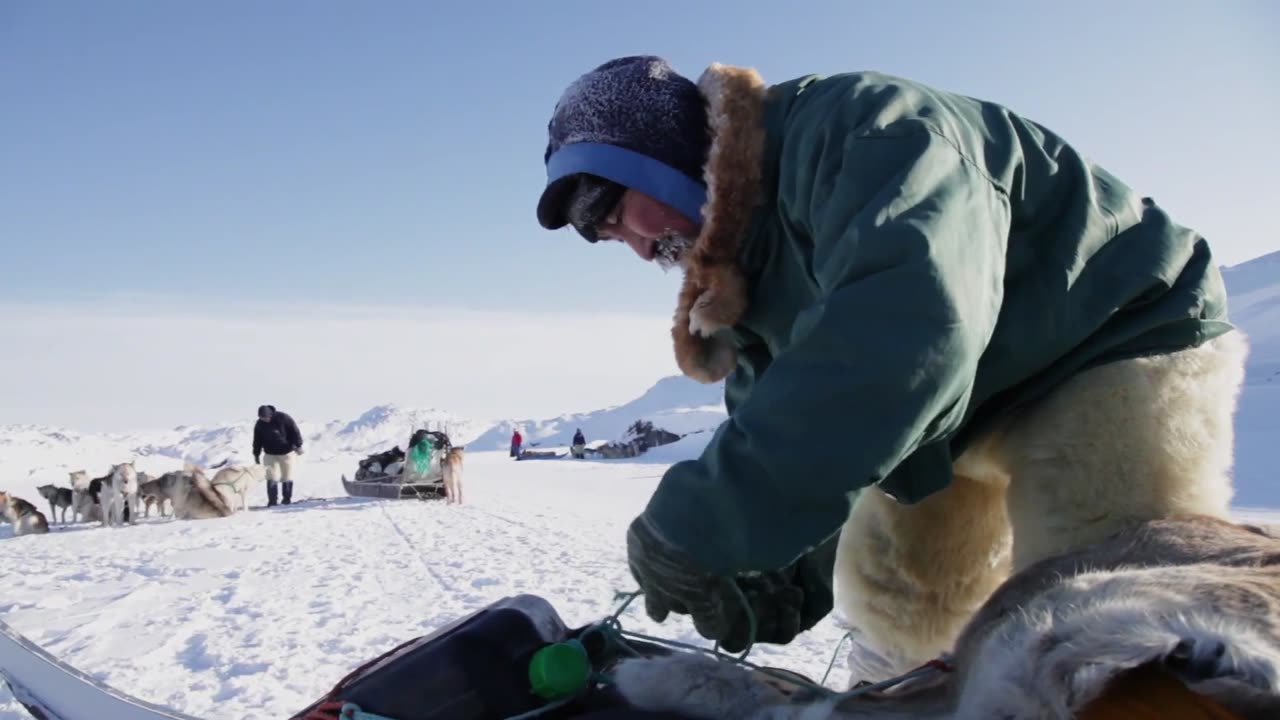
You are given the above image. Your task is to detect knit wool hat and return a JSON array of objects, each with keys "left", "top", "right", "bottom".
[{"left": 537, "top": 56, "right": 711, "bottom": 239}]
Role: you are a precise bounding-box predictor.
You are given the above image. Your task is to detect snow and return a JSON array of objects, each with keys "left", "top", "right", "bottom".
[
  {"left": 1, "top": 251, "right": 1278, "bottom": 719},
  {"left": 469, "top": 375, "right": 726, "bottom": 450},
  {"left": 0, "top": 448, "right": 857, "bottom": 719},
  {"left": 1223, "top": 250, "right": 1280, "bottom": 385}
]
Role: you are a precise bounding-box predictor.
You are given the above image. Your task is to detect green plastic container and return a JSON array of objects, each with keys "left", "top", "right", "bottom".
[{"left": 528, "top": 640, "right": 591, "bottom": 699}]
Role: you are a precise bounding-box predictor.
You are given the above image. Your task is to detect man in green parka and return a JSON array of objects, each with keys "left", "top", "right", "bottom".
[{"left": 535, "top": 56, "right": 1249, "bottom": 681}]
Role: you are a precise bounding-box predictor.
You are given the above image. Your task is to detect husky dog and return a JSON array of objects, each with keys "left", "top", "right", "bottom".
[
  {"left": 0, "top": 491, "right": 50, "bottom": 536},
  {"left": 68, "top": 470, "right": 101, "bottom": 523},
  {"left": 208, "top": 463, "right": 265, "bottom": 512},
  {"left": 170, "top": 463, "right": 236, "bottom": 520},
  {"left": 612, "top": 515, "right": 1280, "bottom": 720},
  {"left": 100, "top": 462, "right": 140, "bottom": 527},
  {"left": 442, "top": 446, "right": 465, "bottom": 505},
  {"left": 138, "top": 471, "right": 182, "bottom": 518},
  {"left": 35, "top": 484, "right": 73, "bottom": 524}
]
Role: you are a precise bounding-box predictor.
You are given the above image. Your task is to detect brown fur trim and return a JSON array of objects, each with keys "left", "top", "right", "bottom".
[{"left": 671, "top": 64, "right": 770, "bottom": 383}]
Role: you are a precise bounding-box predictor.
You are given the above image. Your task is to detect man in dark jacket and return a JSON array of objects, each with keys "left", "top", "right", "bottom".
[
  {"left": 252, "top": 404, "right": 304, "bottom": 506},
  {"left": 534, "top": 57, "right": 1248, "bottom": 681}
]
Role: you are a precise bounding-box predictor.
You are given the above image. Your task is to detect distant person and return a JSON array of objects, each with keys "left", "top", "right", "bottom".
[
  {"left": 533, "top": 55, "right": 1246, "bottom": 677},
  {"left": 510, "top": 429, "right": 523, "bottom": 459},
  {"left": 571, "top": 429, "right": 586, "bottom": 459},
  {"left": 252, "top": 404, "right": 304, "bottom": 506}
]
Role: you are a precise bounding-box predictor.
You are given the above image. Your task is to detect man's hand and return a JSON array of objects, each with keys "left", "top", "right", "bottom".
[
  {"left": 626, "top": 514, "right": 819, "bottom": 653},
  {"left": 254, "top": 454, "right": 261, "bottom": 465},
  {"left": 295, "top": 446, "right": 305, "bottom": 456}
]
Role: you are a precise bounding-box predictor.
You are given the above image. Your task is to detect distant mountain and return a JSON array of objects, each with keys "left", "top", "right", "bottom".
[
  {"left": 469, "top": 375, "right": 727, "bottom": 450},
  {"left": 124, "top": 405, "right": 491, "bottom": 467},
  {"left": 1222, "top": 249, "right": 1280, "bottom": 385}
]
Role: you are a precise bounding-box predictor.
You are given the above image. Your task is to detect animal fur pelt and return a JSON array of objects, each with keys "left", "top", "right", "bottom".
[{"left": 611, "top": 515, "right": 1280, "bottom": 719}]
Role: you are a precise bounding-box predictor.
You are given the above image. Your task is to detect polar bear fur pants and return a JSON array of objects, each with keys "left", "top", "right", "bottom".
[{"left": 833, "top": 330, "right": 1250, "bottom": 684}]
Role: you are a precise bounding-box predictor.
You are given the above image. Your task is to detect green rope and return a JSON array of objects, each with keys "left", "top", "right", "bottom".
[{"left": 821, "top": 630, "right": 855, "bottom": 687}]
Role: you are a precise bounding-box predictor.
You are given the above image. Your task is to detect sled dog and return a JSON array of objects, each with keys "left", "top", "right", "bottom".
[
  {"left": 208, "top": 463, "right": 265, "bottom": 512},
  {"left": 612, "top": 514, "right": 1280, "bottom": 720},
  {"left": 68, "top": 470, "right": 102, "bottom": 523},
  {"left": 0, "top": 491, "right": 50, "bottom": 536},
  {"left": 442, "top": 446, "right": 465, "bottom": 505},
  {"left": 170, "top": 463, "right": 236, "bottom": 520},
  {"left": 35, "top": 484, "right": 73, "bottom": 524},
  {"left": 138, "top": 471, "right": 185, "bottom": 518},
  {"left": 100, "top": 462, "right": 140, "bottom": 527}
]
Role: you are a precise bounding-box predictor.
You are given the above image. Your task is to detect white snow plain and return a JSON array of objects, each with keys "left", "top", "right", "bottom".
[
  {"left": 3, "top": 445, "right": 1277, "bottom": 720},
  {"left": 0, "top": 447, "right": 862, "bottom": 719}
]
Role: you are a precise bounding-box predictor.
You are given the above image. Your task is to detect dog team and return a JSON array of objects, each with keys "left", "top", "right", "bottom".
[
  {"left": 0, "top": 459, "right": 271, "bottom": 538},
  {"left": 3, "top": 404, "right": 467, "bottom": 538}
]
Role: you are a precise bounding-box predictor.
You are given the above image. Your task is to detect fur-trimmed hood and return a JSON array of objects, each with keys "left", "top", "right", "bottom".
[{"left": 671, "top": 63, "right": 771, "bottom": 384}]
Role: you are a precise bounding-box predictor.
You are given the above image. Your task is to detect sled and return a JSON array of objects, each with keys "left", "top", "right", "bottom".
[
  {"left": 342, "top": 429, "right": 452, "bottom": 501},
  {"left": 340, "top": 473, "right": 447, "bottom": 501},
  {"left": 0, "top": 595, "right": 690, "bottom": 720},
  {"left": 516, "top": 449, "right": 567, "bottom": 461},
  {"left": 0, "top": 617, "right": 198, "bottom": 720}
]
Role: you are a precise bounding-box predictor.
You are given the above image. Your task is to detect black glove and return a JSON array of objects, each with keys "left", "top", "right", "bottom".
[
  {"left": 254, "top": 454, "right": 261, "bottom": 465},
  {"left": 626, "top": 514, "right": 833, "bottom": 653}
]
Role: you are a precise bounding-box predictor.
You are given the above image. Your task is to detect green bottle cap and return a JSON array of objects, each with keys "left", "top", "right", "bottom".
[{"left": 528, "top": 641, "right": 591, "bottom": 699}]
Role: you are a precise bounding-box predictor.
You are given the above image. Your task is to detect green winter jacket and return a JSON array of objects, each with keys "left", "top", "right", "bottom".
[{"left": 644, "top": 67, "right": 1234, "bottom": 580}]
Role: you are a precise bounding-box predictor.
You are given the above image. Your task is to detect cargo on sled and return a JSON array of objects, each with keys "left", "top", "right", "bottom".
[{"left": 341, "top": 429, "right": 453, "bottom": 501}]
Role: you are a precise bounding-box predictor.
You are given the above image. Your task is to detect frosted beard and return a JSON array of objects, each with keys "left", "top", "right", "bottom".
[{"left": 654, "top": 232, "right": 695, "bottom": 272}]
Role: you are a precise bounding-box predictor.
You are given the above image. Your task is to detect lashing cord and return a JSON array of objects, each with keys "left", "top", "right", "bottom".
[
  {"left": 304, "top": 586, "right": 952, "bottom": 720},
  {"left": 504, "top": 586, "right": 951, "bottom": 719}
]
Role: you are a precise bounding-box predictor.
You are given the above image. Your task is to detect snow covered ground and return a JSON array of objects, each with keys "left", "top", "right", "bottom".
[
  {"left": 3, "top": 445, "right": 1277, "bottom": 720},
  {"left": 0, "top": 448, "right": 859, "bottom": 720}
]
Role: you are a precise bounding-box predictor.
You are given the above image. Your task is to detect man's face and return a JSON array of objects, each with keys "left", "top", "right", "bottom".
[
  {"left": 259, "top": 410, "right": 273, "bottom": 423},
  {"left": 594, "top": 189, "right": 700, "bottom": 270}
]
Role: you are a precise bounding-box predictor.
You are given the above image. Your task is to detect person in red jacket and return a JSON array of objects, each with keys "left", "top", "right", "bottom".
[{"left": 510, "top": 429, "right": 523, "bottom": 459}]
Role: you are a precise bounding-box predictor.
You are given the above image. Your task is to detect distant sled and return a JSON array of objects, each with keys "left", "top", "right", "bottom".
[
  {"left": 341, "top": 429, "right": 452, "bottom": 501},
  {"left": 0, "top": 617, "right": 198, "bottom": 720},
  {"left": 516, "top": 449, "right": 568, "bottom": 460}
]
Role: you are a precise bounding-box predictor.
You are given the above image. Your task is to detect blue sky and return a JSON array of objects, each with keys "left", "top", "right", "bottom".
[{"left": 1, "top": 1, "right": 1277, "bottom": 429}]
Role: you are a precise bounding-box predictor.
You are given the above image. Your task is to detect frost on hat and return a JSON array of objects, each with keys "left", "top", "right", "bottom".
[{"left": 537, "top": 56, "right": 710, "bottom": 232}]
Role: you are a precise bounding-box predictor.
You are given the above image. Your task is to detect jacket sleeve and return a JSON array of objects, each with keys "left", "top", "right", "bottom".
[
  {"left": 284, "top": 415, "right": 303, "bottom": 450},
  {"left": 252, "top": 424, "right": 263, "bottom": 457},
  {"left": 643, "top": 129, "right": 1011, "bottom": 577}
]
